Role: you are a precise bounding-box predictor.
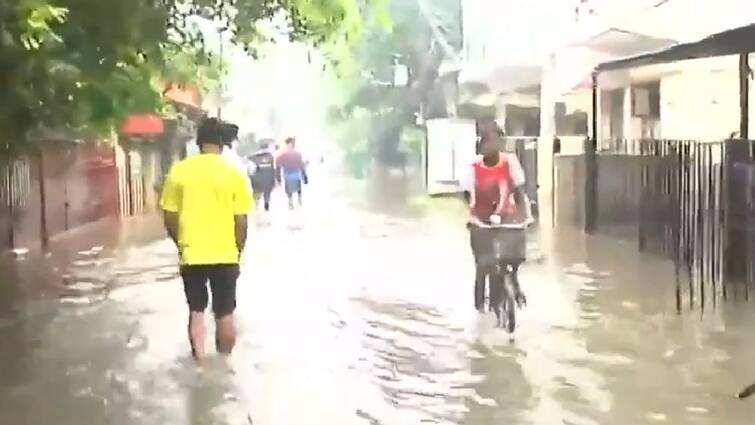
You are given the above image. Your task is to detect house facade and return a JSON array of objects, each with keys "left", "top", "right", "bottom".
[
  {"left": 538, "top": 0, "right": 755, "bottom": 201},
  {"left": 457, "top": 0, "right": 573, "bottom": 129}
]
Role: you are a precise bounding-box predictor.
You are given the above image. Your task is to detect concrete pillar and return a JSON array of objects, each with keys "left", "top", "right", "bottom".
[
  {"left": 623, "top": 86, "right": 633, "bottom": 142},
  {"left": 585, "top": 72, "right": 598, "bottom": 234},
  {"left": 495, "top": 94, "right": 507, "bottom": 130},
  {"left": 538, "top": 53, "right": 557, "bottom": 228}
]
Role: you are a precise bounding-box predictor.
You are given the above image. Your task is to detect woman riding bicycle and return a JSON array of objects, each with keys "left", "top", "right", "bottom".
[{"left": 467, "top": 121, "right": 533, "bottom": 314}]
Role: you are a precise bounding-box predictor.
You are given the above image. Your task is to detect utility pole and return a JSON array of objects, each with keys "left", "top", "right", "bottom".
[
  {"left": 585, "top": 71, "right": 599, "bottom": 233},
  {"left": 739, "top": 53, "right": 749, "bottom": 139},
  {"left": 217, "top": 29, "right": 224, "bottom": 120}
]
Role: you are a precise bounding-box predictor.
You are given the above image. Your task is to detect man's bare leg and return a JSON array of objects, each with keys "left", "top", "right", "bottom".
[
  {"left": 188, "top": 311, "right": 207, "bottom": 360},
  {"left": 215, "top": 314, "right": 237, "bottom": 354}
]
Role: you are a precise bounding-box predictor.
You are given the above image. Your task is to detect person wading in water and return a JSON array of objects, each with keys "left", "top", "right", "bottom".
[{"left": 161, "top": 117, "right": 253, "bottom": 360}]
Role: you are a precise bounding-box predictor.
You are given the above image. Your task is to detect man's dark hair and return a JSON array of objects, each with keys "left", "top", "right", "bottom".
[
  {"left": 285, "top": 137, "right": 295, "bottom": 146},
  {"left": 197, "top": 118, "right": 223, "bottom": 146},
  {"left": 221, "top": 122, "right": 239, "bottom": 146}
]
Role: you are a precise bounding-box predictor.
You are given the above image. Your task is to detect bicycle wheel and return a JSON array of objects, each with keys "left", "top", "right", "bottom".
[
  {"left": 489, "top": 271, "right": 504, "bottom": 321},
  {"left": 504, "top": 290, "right": 516, "bottom": 333},
  {"left": 498, "top": 268, "right": 516, "bottom": 333}
]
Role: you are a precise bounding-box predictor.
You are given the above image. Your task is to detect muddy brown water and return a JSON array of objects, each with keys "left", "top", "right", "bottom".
[{"left": 0, "top": 175, "right": 754, "bottom": 424}]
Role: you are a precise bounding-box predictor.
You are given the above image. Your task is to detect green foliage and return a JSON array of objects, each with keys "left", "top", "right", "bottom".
[
  {"left": 325, "top": 0, "right": 461, "bottom": 163},
  {"left": 0, "top": 0, "right": 373, "bottom": 156},
  {"left": 17, "top": 1, "right": 67, "bottom": 49},
  {"left": 401, "top": 125, "right": 425, "bottom": 154}
]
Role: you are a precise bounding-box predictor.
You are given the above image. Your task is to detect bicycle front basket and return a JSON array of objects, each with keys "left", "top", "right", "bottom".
[{"left": 496, "top": 227, "right": 526, "bottom": 262}]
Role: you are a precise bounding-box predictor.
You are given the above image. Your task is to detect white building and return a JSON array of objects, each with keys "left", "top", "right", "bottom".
[
  {"left": 457, "top": 0, "right": 573, "bottom": 130},
  {"left": 552, "top": 0, "right": 755, "bottom": 143},
  {"left": 537, "top": 0, "right": 755, "bottom": 200}
]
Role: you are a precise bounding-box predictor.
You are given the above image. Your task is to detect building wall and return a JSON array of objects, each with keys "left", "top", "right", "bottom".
[
  {"left": 0, "top": 142, "right": 119, "bottom": 252},
  {"left": 592, "top": 53, "right": 755, "bottom": 144},
  {"left": 462, "top": 0, "right": 568, "bottom": 67},
  {"left": 576, "top": 0, "right": 755, "bottom": 43},
  {"left": 659, "top": 58, "right": 740, "bottom": 140},
  {"left": 564, "top": 0, "right": 755, "bottom": 142}
]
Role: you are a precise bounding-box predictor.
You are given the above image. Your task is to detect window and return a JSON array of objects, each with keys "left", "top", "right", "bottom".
[{"left": 632, "top": 82, "right": 660, "bottom": 118}]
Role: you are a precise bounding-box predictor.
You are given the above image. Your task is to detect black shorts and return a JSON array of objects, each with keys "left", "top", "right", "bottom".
[
  {"left": 180, "top": 264, "right": 239, "bottom": 317},
  {"left": 253, "top": 187, "right": 272, "bottom": 200},
  {"left": 252, "top": 179, "right": 274, "bottom": 194}
]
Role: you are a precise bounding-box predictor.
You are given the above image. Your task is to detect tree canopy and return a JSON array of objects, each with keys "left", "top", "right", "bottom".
[
  {"left": 325, "top": 0, "right": 461, "bottom": 164},
  {"left": 0, "top": 0, "right": 373, "bottom": 155}
]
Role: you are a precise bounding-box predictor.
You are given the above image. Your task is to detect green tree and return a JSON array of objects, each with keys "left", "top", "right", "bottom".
[
  {"left": 325, "top": 0, "right": 461, "bottom": 166},
  {"left": 0, "top": 0, "right": 373, "bottom": 156}
]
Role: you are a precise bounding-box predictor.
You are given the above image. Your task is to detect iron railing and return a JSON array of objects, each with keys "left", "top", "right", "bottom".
[
  {"left": 0, "top": 143, "right": 119, "bottom": 252},
  {"left": 556, "top": 138, "right": 755, "bottom": 311}
]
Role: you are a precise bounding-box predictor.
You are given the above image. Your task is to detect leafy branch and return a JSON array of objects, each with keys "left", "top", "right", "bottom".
[{"left": 0, "top": 0, "right": 379, "bottom": 156}]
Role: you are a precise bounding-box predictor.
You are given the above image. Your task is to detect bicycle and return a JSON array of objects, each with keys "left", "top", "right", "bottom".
[{"left": 469, "top": 217, "right": 530, "bottom": 333}]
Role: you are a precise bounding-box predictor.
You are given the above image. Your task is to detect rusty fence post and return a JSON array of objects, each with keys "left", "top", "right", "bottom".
[
  {"left": 584, "top": 136, "right": 598, "bottom": 233},
  {"left": 4, "top": 163, "right": 14, "bottom": 249},
  {"left": 585, "top": 71, "right": 599, "bottom": 233},
  {"left": 38, "top": 150, "right": 48, "bottom": 249}
]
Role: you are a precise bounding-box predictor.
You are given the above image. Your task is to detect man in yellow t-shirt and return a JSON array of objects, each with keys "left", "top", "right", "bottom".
[{"left": 160, "top": 117, "right": 253, "bottom": 360}]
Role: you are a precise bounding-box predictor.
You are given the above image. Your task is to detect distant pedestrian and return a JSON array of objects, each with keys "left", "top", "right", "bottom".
[
  {"left": 276, "top": 137, "right": 308, "bottom": 210},
  {"left": 160, "top": 117, "right": 253, "bottom": 360},
  {"left": 248, "top": 141, "right": 276, "bottom": 212}
]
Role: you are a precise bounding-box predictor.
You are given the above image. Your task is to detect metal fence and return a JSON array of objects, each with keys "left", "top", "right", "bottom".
[
  {"left": 555, "top": 138, "right": 755, "bottom": 311},
  {"left": 0, "top": 143, "right": 119, "bottom": 252},
  {"left": 723, "top": 141, "right": 755, "bottom": 300},
  {"left": 0, "top": 158, "right": 39, "bottom": 250},
  {"left": 553, "top": 154, "right": 586, "bottom": 228},
  {"left": 626, "top": 140, "right": 726, "bottom": 312}
]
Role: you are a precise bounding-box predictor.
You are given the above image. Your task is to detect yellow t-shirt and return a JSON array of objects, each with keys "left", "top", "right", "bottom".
[{"left": 160, "top": 153, "right": 253, "bottom": 265}]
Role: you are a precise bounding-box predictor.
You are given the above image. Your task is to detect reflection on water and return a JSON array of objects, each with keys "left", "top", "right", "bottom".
[{"left": 1, "top": 189, "right": 755, "bottom": 424}]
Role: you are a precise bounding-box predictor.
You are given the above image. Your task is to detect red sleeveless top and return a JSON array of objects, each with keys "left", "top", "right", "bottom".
[{"left": 471, "top": 155, "right": 514, "bottom": 220}]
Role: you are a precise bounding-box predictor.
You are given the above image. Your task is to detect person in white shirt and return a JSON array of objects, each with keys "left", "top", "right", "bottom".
[{"left": 220, "top": 123, "right": 251, "bottom": 186}]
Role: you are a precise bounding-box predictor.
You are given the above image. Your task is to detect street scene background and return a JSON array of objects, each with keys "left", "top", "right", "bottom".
[{"left": 3, "top": 0, "right": 755, "bottom": 424}]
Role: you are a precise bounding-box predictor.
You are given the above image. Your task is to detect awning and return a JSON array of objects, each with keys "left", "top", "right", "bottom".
[
  {"left": 459, "top": 64, "right": 541, "bottom": 94},
  {"left": 163, "top": 84, "right": 202, "bottom": 109},
  {"left": 571, "top": 28, "right": 676, "bottom": 57},
  {"left": 597, "top": 23, "right": 755, "bottom": 72},
  {"left": 121, "top": 114, "right": 165, "bottom": 136}
]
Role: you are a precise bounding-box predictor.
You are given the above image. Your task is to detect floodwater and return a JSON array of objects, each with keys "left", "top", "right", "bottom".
[{"left": 1, "top": 171, "right": 755, "bottom": 425}]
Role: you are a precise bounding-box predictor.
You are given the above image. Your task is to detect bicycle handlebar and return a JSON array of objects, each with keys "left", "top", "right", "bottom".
[
  {"left": 468, "top": 217, "right": 533, "bottom": 230},
  {"left": 473, "top": 222, "right": 528, "bottom": 230}
]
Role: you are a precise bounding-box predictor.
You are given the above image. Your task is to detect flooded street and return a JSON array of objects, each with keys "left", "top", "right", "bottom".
[
  {"left": 4, "top": 0, "right": 754, "bottom": 423},
  {"left": 1, "top": 176, "right": 755, "bottom": 425}
]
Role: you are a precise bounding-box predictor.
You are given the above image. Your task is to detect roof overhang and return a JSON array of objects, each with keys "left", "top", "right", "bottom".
[
  {"left": 571, "top": 28, "right": 676, "bottom": 58},
  {"left": 551, "top": 29, "right": 676, "bottom": 96},
  {"left": 596, "top": 23, "right": 755, "bottom": 72},
  {"left": 459, "top": 64, "right": 541, "bottom": 94}
]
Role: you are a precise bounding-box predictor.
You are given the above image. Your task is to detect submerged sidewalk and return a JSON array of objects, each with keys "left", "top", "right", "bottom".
[{"left": 0, "top": 213, "right": 170, "bottom": 318}]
